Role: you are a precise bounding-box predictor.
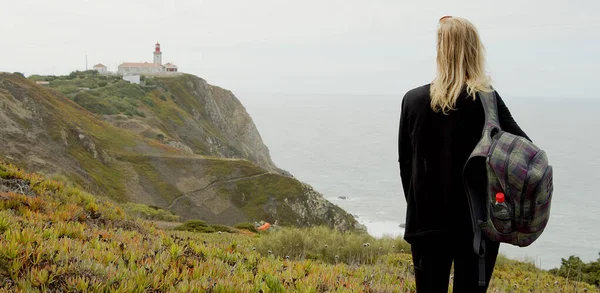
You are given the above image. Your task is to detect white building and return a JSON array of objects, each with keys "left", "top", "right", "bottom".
[
  {"left": 118, "top": 62, "right": 163, "bottom": 74},
  {"left": 123, "top": 75, "right": 141, "bottom": 84},
  {"left": 117, "top": 43, "right": 179, "bottom": 75},
  {"left": 93, "top": 63, "right": 107, "bottom": 74}
]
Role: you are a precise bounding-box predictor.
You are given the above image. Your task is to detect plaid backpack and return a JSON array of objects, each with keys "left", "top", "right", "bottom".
[{"left": 463, "top": 90, "right": 553, "bottom": 286}]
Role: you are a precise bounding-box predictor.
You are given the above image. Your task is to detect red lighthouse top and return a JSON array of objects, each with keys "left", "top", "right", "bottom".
[{"left": 155, "top": 42, "right": 161, "bottom": 52}]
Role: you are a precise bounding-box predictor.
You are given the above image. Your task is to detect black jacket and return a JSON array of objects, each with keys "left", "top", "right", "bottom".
[{"left": 398, "top": 84, "right": 530, "bottom": 246}]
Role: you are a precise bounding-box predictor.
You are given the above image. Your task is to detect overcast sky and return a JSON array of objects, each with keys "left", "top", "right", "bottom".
[{"left": 1, "top": 0, "right": 599, "bottom": 98}]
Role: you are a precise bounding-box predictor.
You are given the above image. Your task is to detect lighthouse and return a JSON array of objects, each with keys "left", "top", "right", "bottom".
[
  {"left": 117, "top": 42, "right": 177, "bottom": 75},
  {"left": 153, "top": 42, "right": 162, "bottom": 65}
]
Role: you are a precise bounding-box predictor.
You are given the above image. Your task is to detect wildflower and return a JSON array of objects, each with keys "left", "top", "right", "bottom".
[
  {"left": 513, "top": 284, "right": 518, "bottom": 289},
  {"left": 324, "top": 244, "right": 328, "bottom": 248},
  {"left": 285, "top": 255, "right": 290, "bottom": 260},
  {"left": 252, "top": 247, "right": 256, "bottom": 251},
  {"left": 335, "top": 255, "right": 339, "bottom": 259},
  {"left": 268, "top": 250, "right": 272, "bottom": 254},
  {"left": 378, "top": 247, "right": 382, "bottom": 250},
  {"left": 554, "top": 281, "right": 559, "bottom": 285},
  {"left": 363, "top": 243, "right": 367, "bottom": 248},
  {"left": 218, "top": 231, "right": 222, "bottom": 234}
]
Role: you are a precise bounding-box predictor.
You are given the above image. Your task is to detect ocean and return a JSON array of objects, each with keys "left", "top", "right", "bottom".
[{"left": 240, "top": 92, "right": 600, "bottom": 270}]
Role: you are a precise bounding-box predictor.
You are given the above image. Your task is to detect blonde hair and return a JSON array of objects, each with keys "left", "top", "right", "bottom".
[{"left": 430, "top": 17, "right": 492, "bottom": 114}]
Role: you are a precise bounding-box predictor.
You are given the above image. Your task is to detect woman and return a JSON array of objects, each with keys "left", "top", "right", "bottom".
[{"left": 398, "top": 16, "right": 530, "bottom": 292}]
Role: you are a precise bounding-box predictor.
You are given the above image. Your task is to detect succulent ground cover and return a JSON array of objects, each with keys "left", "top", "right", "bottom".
[{"left": 0, "top": 162, "right": 596, "bottom": 292}]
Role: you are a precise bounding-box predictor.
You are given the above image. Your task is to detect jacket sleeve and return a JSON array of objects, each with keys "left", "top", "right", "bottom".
[
  {"left": 496, "top": 91, "right": 532, "bottom": 142},
  {"left": 398, "top": 96, "right": 412, "bottom": 200}
]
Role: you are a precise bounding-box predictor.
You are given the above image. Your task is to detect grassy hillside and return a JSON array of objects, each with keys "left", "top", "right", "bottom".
[
  {"left": 0, "top": 162, "right": 597, "bottom": 292},
  {"left": 1, "top": 72, "right": 358, "bottom": 230},
  {"left": 29, "top": 71, "right": 278, "bottom": 172}
]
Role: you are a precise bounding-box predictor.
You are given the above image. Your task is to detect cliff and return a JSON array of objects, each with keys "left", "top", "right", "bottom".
[{"left": 0, "top": 71, "right": 361, "bottom": 231}]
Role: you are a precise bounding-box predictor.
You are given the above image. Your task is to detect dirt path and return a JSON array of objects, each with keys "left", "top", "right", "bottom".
[{"left": 166, "top": 172, "right": 269, "bottom": 209}]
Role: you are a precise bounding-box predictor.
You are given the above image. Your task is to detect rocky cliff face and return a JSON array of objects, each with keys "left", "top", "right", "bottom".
[
  {"left": 96, "top": 75, "right": 281, "bottom": 174},
  {"left": 159, "top": 75, "right": 280, "bottom": 173},
  {"left": 0, "top": 72, "right": 360, "bottom": 231}
]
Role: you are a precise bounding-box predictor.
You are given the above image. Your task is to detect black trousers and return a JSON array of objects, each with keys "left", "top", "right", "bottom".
[{"left": 411, "top": 240, "right": 500, "bottom": 293}]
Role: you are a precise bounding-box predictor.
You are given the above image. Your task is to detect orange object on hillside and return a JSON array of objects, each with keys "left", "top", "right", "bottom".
[{"left": 257, "top": 223, "right": 271, "bottom": 231}]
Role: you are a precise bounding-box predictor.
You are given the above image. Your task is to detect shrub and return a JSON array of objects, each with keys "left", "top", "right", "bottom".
[
  {"left": 174, "top": 220, "right": 215, "bottom": 233},
  {"left": 235, "top": 222, "right": 258, "bottom": 233},
  {"left": 212, "top": 225, "right": 234, "bottom": 233},
  {"left": 174, "top": 220, "right": 237, "bottom": 234},
  {"left": 255, "top": 226, "right": 410, "bottom": 265},
  {"left": 73, "top": 92, "right": 119, "bottom": 115},
  {"left": 550, "top": 254, "right": 600, "bottom": 287},
  {"left": 144, "top": 78, "right": 155, "bottom": 86},
  {"left": 123, "top": 202, "right": 179, "bottom": 222},
  {"left": 98, "top": 81, "right": 108, "bottom": 87}
]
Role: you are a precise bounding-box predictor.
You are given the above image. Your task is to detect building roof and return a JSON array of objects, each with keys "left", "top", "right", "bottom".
[
  {"left": 118, "top": 62, "right": 162, "bottom": 68},
  {"left": 93, "top": 63, "right": 107, "bottom": 68},
  {"left": 164, "top": 62, "right": 178, "bottom": 68}
]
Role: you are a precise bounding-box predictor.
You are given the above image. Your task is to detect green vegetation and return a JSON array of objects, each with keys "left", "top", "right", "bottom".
[
  {"left": 174, "top": 220, "right": 234, "bottom": 234},
  {"left": 235, "top": 222, "right": 259, "bottom": 233},
  {"left": 256, "top": 226, "right": 410, "bottom": 265},
  {"left": 221, "top": 173, "right": 355, "bottom": 229},
  {"left": 223, "top": 173, "right": 305, "bottom": 224},
  {"left": 156, "top": 74, "right": 249, "bottom": 156},
  {"left": 204, "top": 157, "right": 265, "bottom": 178},
  {"left": 121, "top": 155, "right": 180, "bottom": 203},
  {"left": 156, "top": 74, "right": 206, "bottom": 116},
  {"left": 67, "top": 143, "right": 127, "bottom": 200},
  {"left": 27, "top": 71, "right": 249, "bottom": 160},
  {"left": 123, "top": 202, "right": 179, "bottom": 222},
  {"left": 550, "top": 254, "right": 600, "bottom": 287},
  {"left": 0, "top": 162, "right": 597, "bottom": 292},
  {"left": 31, "top": 70, "right": 149, "bottom": 117}
]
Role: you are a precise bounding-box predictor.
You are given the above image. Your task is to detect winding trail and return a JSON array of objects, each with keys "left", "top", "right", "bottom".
[{"left": 167, "top": 172, "right": 269, "bottom": 209}]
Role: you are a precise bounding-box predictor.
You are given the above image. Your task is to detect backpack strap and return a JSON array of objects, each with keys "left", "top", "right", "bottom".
[
  {"left": 464, "top": 90, "right": 501, "bottom": 287},
  {"left": 471, "top": 90, "right": 501, "bottom": 156}
]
